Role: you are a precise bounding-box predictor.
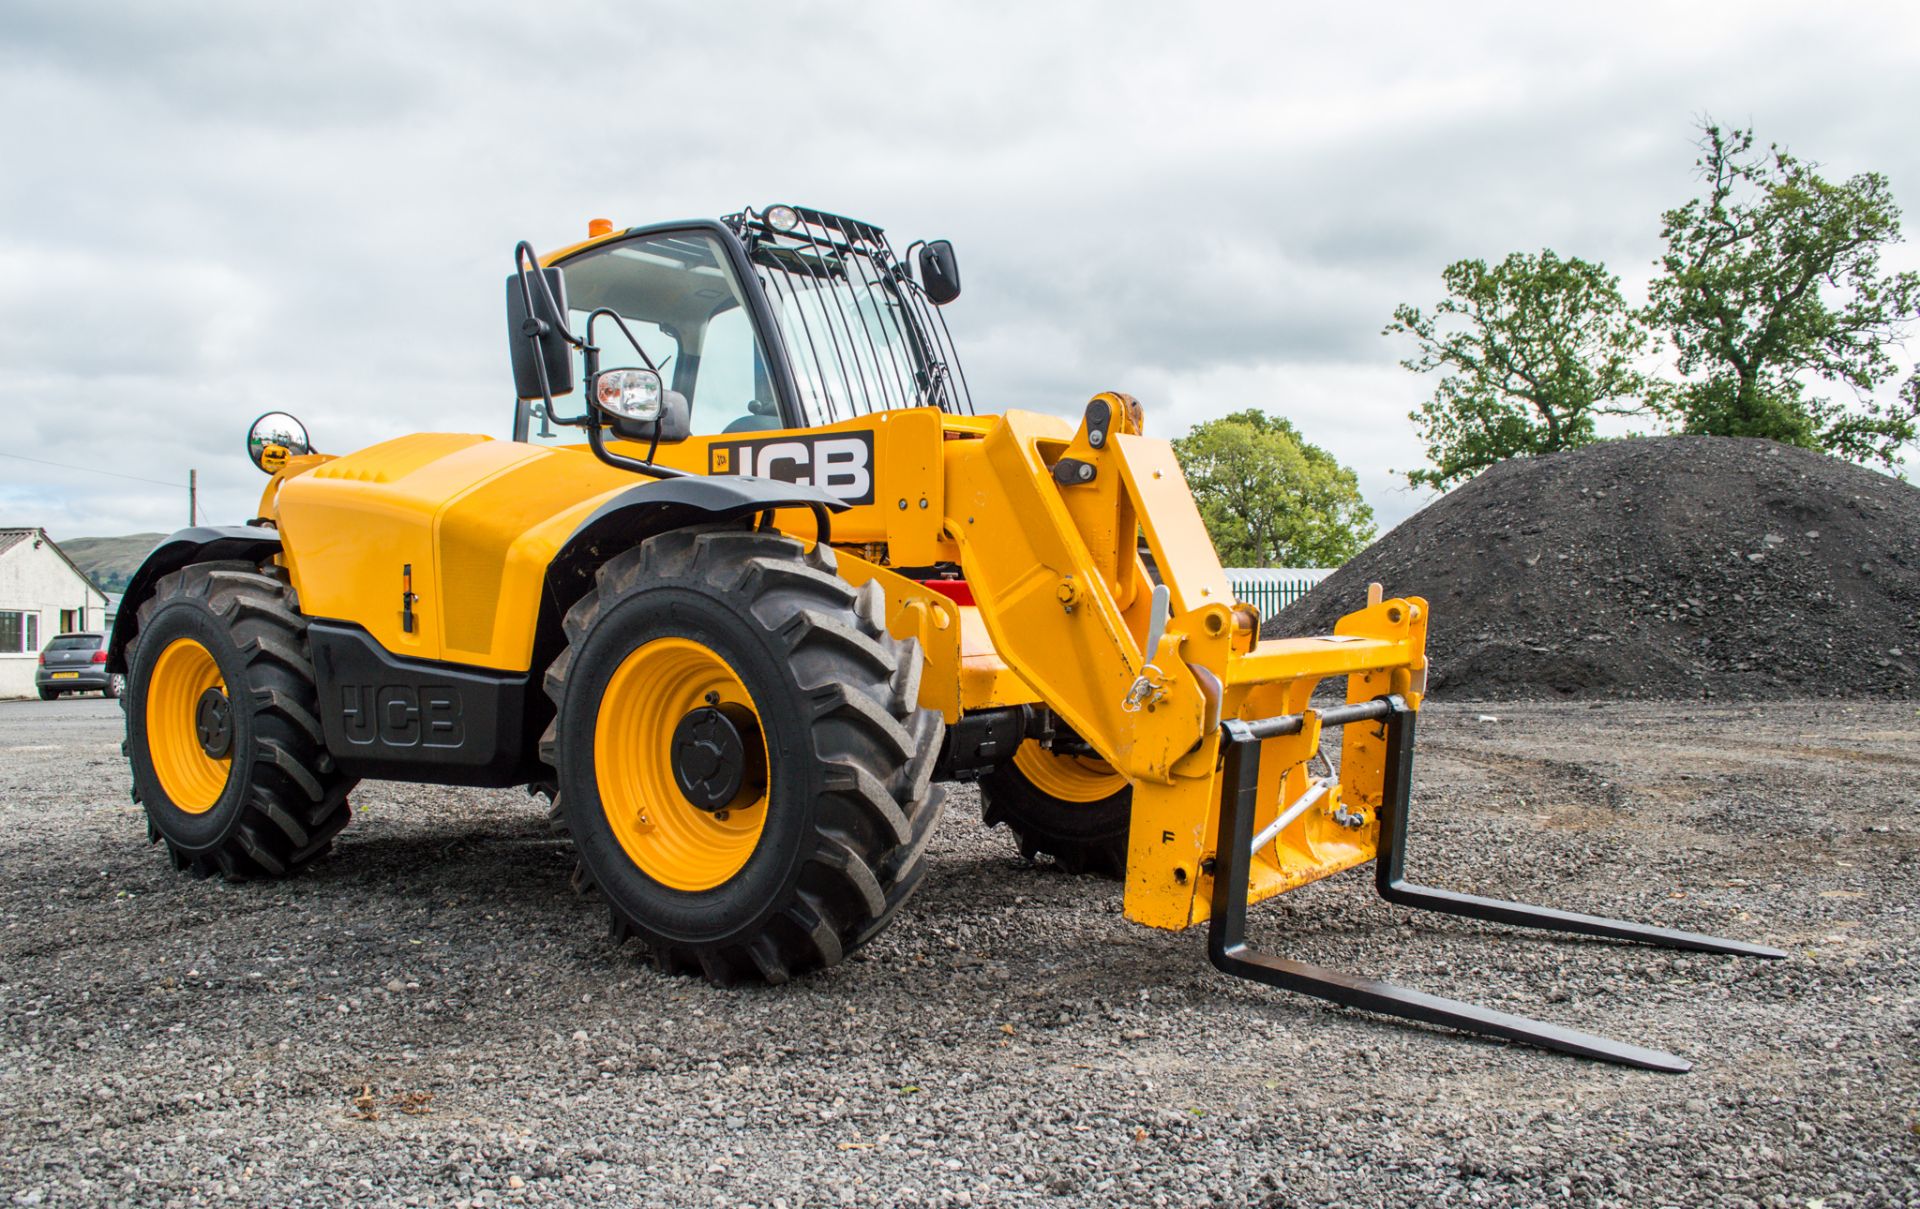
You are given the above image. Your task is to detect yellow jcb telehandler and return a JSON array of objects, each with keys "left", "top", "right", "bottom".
[{"left": 112, "top": 205, "right": 1780, "bottom": 1071}]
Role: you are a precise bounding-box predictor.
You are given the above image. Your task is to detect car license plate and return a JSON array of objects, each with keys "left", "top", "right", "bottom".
[{"left": 52, "top": 671, "right": 79, "bottom": 679}]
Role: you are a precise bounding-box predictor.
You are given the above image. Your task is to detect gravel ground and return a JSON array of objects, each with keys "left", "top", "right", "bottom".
[{"left": 2, "top": 695, "right": 1915, "bottom": 1208}]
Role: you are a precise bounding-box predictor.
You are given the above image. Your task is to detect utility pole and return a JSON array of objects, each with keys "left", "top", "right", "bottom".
[{"left": 189, "top": 469, "right": 197, "bottom": 526}]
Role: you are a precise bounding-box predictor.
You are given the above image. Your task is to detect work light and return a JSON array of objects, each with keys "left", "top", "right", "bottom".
[{"left": 594, "top": 368, "right": 663, "bottom": 422}]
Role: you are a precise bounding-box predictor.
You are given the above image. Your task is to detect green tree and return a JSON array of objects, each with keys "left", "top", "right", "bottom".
[
  {"left": 1646, "top": 121, "right": 1920, "bottom": 465},
  {"left": 1388, "top": 251, "right": 1654, "bottom": 490},
  {"left": 1172, "top": 410, "right": 1375, "bottom": 567}
]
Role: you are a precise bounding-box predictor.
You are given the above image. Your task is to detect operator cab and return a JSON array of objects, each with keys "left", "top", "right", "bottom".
[{"left": 510, "top": 205, "right": 969, "bottom": 471}]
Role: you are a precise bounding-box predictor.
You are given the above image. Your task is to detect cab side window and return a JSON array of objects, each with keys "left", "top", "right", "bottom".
[
  {"left": 525, "top": 232, "right": 778, "bottom": 445},
  {"left": 697, "top": 305, "right": 781, "bottom": 434}
]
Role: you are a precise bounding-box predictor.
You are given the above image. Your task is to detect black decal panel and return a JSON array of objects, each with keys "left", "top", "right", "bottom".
[
  {"left": 309, "top": 621, "right": 531, "bottom": 786},
  {"left": 708, "top": 431, "right": 876, "bottom": 506}
]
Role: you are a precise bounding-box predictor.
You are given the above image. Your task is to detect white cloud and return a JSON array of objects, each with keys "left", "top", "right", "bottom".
[{"left": 2, "top": 0, "right": 1916, "bottom": 541}]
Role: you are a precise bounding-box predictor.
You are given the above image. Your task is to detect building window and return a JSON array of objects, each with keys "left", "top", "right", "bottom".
[
  {"left": 0, "top": 610, "right": 38, "bottom": 654},
  {"left": 60, "top": 608, "right": 80, "bottom": 633}
]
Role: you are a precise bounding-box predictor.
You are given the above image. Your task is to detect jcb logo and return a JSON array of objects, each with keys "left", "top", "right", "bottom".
[
  {"left": 339, "top": 684, "right": 465, "bottom": 749},
  {"left": 709, "top": 432, "right": 876, "bottom": 505}
]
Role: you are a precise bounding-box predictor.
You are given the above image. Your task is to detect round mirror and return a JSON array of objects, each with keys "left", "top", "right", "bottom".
[{"left": 247, "top": 412, "right": 311, "bottom": 474}]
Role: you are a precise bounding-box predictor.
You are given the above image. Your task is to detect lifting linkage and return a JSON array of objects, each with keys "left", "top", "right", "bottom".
[{"left": 1207, "top": 696, "right": 1786, "bottom": 1073}]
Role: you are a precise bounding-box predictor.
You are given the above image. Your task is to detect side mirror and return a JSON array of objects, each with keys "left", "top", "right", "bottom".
[
  {"left": 506, "top": 267, "right": 575, "bottom": 400},
  {"left": 917, "top": 240, "right": 961, "bottom": 305},
  {"left": 247, "top": 411, "right": 311, "bottom": 474}
]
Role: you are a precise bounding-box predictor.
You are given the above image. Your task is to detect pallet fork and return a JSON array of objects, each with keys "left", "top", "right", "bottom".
[{"left": 1207, "top": 697, "right": 1786, "bottom": 1072}]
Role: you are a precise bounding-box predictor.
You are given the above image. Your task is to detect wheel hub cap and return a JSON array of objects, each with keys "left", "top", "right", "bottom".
[
  {"left": 670, "top": 706, "right": 748, "bottom": 812},
  {"left": 195, "top": 687, "right": 233, "bottom": 759}
]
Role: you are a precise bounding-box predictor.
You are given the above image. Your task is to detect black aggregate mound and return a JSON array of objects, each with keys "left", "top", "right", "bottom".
[{"left": 1267, "top": 436, "right": 1920, "bottom": 700}]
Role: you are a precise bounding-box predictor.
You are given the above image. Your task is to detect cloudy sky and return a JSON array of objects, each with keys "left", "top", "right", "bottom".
[{"left": 3, "top": 1, "right": 1917, "bottom": 544}]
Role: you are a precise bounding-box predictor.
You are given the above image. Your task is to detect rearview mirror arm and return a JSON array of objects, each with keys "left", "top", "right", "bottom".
[
  {"left": 586, "top": 413, "right": 690, "bottom": 480},
  {"left": 582, "top": 307, "right": 661, "bottom": 375},
  {"left": 581, "top": 305, "right": 676, "bottom": 471}
]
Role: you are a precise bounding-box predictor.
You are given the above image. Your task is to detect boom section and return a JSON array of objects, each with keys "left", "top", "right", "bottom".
[{"left": 928, "top": 396, "right": 1429, "bottom": 931}]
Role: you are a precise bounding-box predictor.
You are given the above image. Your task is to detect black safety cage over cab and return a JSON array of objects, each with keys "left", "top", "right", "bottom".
[{"left": 723, "top": 204, "right": 973, "bottom": 424}]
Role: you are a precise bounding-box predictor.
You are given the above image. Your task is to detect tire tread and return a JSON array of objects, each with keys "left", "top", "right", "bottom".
[
  {"left": 543, "top": 523, "right": 945, "bottom": 984},
  {"left": 125, "top": 560, "right": 355, "bottom": 880}
]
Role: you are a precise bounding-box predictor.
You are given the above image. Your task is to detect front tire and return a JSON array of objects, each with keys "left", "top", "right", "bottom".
[
  {"left": 543, "top": 524, "right": 945, "bottom": 984},
  {"left": 124, "top": 561, "right": 355, "bottom": 878},
  {"left": 980, "top": 740, "right": 1132, "bottom": 878}
]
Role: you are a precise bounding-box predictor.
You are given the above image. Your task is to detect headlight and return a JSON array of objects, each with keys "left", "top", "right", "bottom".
[
  {"left": 765, "top": 205, "right": 800, "bottom": 233},
  {"left": 594, "top": 368, "right": 663, "bottom": 422}
]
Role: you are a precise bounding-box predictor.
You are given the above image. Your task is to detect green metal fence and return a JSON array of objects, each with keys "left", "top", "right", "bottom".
[{"left": 1224, "top": 568, "right": 1333, "bottom": 617}]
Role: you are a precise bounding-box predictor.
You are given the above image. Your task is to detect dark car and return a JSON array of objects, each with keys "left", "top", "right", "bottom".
[{"left": 36, "top": 632, "right": 122, "bottom": 700}]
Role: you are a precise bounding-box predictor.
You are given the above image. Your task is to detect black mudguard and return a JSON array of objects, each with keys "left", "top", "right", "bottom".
[
  {"left": 556, "top": 474, "right": 849, "bottom": 564},
  {"left": 540, "top": 474, "right": 850, "bottom": 614},
  {"left": 107, "top": 526, "right": 283, "bottom": 673}
]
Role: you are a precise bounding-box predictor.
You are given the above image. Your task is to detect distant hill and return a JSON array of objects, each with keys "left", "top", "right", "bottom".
[{"left": 60, "top": 534, "right": 166, "bottom": 593}]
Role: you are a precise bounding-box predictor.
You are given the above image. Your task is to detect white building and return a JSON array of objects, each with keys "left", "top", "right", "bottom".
[{"left": 0, "top": 529, "right": 111, "bottom": 699}]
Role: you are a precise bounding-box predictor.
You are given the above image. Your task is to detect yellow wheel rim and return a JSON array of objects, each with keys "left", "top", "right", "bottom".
[
  {"left": 1011, "top": 739, "right": 1127, "bottom": 804},
  {"left": 594, "top": 637, "right": 770, "bottom": 892},
  {"left": 145, "top": 638, "right": 230, "bottom": 814}
]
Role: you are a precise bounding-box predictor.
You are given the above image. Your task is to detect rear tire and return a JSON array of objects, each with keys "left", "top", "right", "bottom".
[
  {"left": 124, "top": 561, "right": 355, "bottom": 879},
  {"left": 542, "top": 523, "right": 945, "bottom": 984},
  {"left": 980, "top": 740, "right": 1131, "bottom": 878},
  {"left": 37, "top": 687, "right": 57, "bottom": 701},
  {"left": 103, "top": 673, "right": 123, "bottom": 700}
]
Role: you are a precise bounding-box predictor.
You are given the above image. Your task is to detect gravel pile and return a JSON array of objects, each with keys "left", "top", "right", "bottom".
[
  {"left": 1268, "top": 436, "right": 1920, "bottom": 700},
  {"left": 4, "top": 697, "right": 1917, "bottom": 1207}
]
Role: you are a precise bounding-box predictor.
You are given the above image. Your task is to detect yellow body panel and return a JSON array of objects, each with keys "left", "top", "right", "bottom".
[
  {"left": 262, "top": 396, "right": 1428, "bottom": 933},
  {"left": 831, "top": 549, "right": 969, "bottom": 721},
  {"left": 277, "top": 434, "right": 637, "bottom": 668},
  {"left": 636, "top": 407, "right": 957, "bottom": 559},
  {"left": 1110, "top": 434, "right": 1233, "bottom": 614},
  {"left": 956, "top": 608, "right": 1042, "bottom": 710}
]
